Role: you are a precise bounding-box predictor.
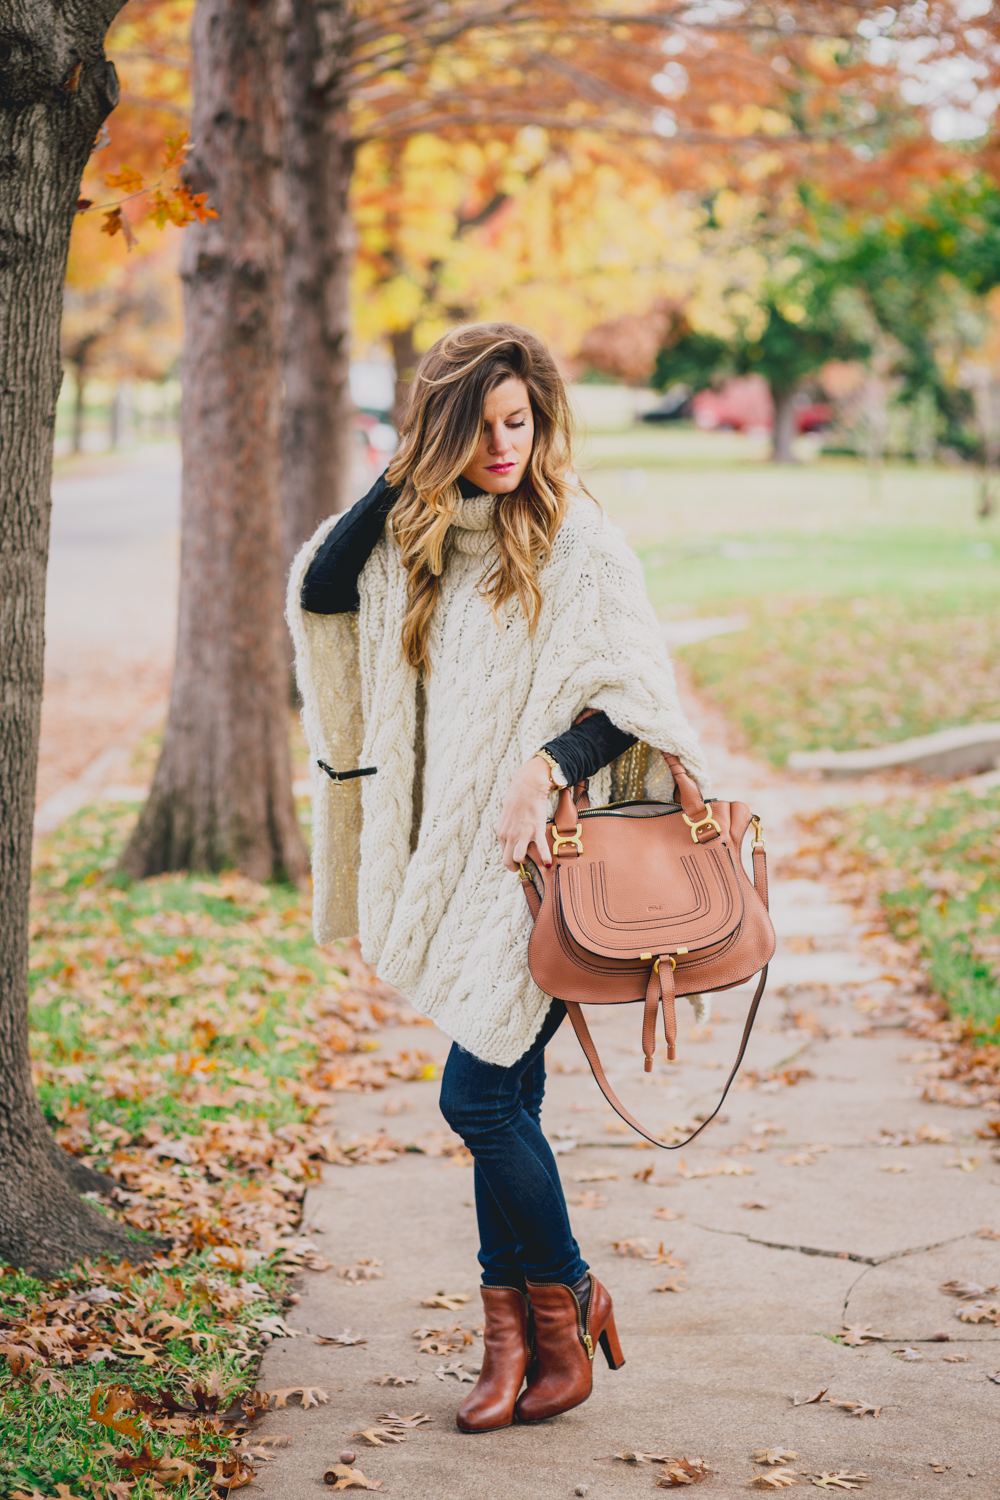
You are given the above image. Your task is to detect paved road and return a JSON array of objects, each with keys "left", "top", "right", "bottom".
[
  {"left": 38, "top": 445, "right": 182, "bottom": 811},
  {"left": 252, "top": 705, "right": 999, "bottom": 1499}
]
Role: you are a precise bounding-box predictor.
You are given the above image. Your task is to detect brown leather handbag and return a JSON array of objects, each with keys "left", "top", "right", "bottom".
[{"left": 519, "top": 754, "right": 775, "bottom": 1148}]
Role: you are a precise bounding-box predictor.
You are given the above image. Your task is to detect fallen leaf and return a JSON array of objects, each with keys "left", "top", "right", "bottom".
[
  {"left": 655, "top": 1456, "right": 713, "bottom": 1486},
  {"left": 791, "top": 1389, "right": 828, "bottom": 1406},
  {"left": 434, "top": 1362, "right": 477, "bottom": 1382},
  {"left": 316, "top": 1330, "right": 368, "bottom": 1346},
  {"left": 654, "top": 1208, "right": 683, "bottom": 1221},
  {"left": 88, "top": 1386, "right": 142, "bottom": 1442},
  {"left": 752, "top": 1472, "right": 800, "bottom": 1489},
  {"left": 323, "top": 1463, "right": 382, "bottom": 1490},
  {"left": 977, "top": 1225, "right": 1000, "bottom": 1240},
  {"left": 569, "top": 1191, "right": 608, "bottom": 1210},
  {"left": 946, "top": 1156, "right": 981, "bottom": 1172},
  {"left": 828, "top": 1399, "right": 882, "bottom": 1417},
  {"left": 753, "top": 1450, "right": 799, "bottom": 1465},
  {"left": 742, "top": 1200, "right": 771, "bottom": 1210},
  {"left": 915, "top": 1124, "right": 952, "bottom": 1143},
  {"left": 372, "top": 1373, "right": 418, "bottom": 1386},
  {"left": 271, "top": 1385, "right": 329, "bottom": 1409},
  {"left": 154, "top": 1456, "right": 199, "bottom": 1485},
  {"left": 419, "top": 1291, "right": 470, "bottom": 1310},
  {"left": 573, "top": 1169, "right": 618, "bottom": 1182},
  {"left": 812, "top": 1474, "right": 867, "bottom": 1491},
  {"left": 377, "top": 1411, "right": 431, "bottom": 1428},
  {"left": 892, "top": 1347, "right": 923, "bottom": 1361},
  {"left": 941, "top": 1353, "right": 969, "bottom": 1362},
  {"left": 653, "top": 1278, "right": 686, "bottom": 1293},
  {"left": 615, "top": 1452, "right": 674, "bottom": 1464},
  {"left": 356, "top": 1427, "right": 405, "bottom": 1446},
  {"left": 412, "top": 1322, "right": 474, "bottom": 1354},
  {"left": 339, "top": 1258, "right": 384, "bottom": 1283},
  {"left": 956, "top": 1301, "right": 1000, "bottom": 1324},
  {"left": 986, "top": 1370, "right": 1000, "bottom": 1384},
  {"left": 940, "top": 1279, "right": 997, "bottom": 1299},
  {"left": 839, "top": 1325, "right": 883, "bottom": 1347}
]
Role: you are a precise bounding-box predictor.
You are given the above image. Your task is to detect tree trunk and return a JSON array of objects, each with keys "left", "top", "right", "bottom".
[
  {"left": 280, "top": 0, "right": 354, "bottom": 582},
  {"left": 391, "top": 325, "right": 419, "bottom": 430},
  {"left": 119, "top": 0, "right": 308, "bottom": 884},
  {"left": 770, "top": 383, "right": 797, "bottom": 464},
  {"left": 0, "top": 0, "right": 151, "bottom": 1273}
]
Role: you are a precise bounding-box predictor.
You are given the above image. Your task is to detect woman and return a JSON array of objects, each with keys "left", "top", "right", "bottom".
[{"left": 288, "top": 323, "right": 710, "bottom": 1434}]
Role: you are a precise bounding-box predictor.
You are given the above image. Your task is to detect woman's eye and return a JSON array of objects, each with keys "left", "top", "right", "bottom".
[{"left": 508, "top": 421, "right": 525, "bottom": 429}]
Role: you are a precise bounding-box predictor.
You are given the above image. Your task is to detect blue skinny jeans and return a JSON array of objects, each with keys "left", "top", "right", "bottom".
[{"left": 438, "top": 999, "right": 588, "bottom": 1289}]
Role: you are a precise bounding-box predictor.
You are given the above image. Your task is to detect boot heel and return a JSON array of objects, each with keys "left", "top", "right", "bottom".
[{"left": 598, "top": 1316, "right": 625, "bottom": 1370}]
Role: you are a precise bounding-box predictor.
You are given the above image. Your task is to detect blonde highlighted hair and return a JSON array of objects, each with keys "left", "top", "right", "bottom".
[{"left": 385, "top": 322, "right": 576, "bottom": 673}]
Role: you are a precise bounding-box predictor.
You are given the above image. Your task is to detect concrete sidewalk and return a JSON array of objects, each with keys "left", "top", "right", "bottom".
[{"left": 252, "top": 723, "right": 1000, "bottom": 1498}]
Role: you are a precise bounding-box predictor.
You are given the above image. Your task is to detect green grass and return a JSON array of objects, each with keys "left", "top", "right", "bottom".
[
  {"left": 581, "top": 441, "right": 1000, "bottom": 765},
  {"left": 800, "top": 786, "right": 1000, "bottom": 1037},
  {"left": 677, "top": 595, "right": 1000, "bottom": 765}
]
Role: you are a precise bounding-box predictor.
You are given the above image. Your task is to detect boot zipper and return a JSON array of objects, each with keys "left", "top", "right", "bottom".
[{"left": 573, "top": 1277, "right": 595, "bottom": 1360}]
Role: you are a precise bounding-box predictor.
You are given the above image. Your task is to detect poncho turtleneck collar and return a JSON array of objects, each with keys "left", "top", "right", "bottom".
[{"left": 449, "top": 479, "right": 496, "bottom": 556}]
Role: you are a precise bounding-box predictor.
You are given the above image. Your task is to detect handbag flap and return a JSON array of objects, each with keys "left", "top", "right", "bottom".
[{"left": 552, "top": 803, "right": 745, "bottom": 961}]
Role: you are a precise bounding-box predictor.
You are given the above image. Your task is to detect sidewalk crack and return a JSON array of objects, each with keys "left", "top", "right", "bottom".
[{"left": 693, "top": 1224, "right": 972, "bottom": 1267}]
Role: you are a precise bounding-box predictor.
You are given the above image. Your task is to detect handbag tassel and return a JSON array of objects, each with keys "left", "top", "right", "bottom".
[{"left": 642, "top": 957, "right": 677, "bottom": 1071}]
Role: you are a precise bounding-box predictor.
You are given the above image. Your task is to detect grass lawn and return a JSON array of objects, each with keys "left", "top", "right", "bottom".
[
  {"left": 1, "top": 804, "right": 444, "bottom": 1499},
  {"left": 791, "top": 782, "right": 1000, "bottom": 1039},
  {"left": 588, "top": 428, "right": 1000, "bottom": 762}
]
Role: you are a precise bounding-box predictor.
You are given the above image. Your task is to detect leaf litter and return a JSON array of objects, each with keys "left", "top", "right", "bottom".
[{"left": 1, "top": 804, "right": 453, "bottom": 1496}]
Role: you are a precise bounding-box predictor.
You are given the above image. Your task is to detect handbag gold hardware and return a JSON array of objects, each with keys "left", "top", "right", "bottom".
[
  {"left": 551, "top": 824, "right": 584, "bottom": 855},
  {"left": 681, "top": 803, "right": 723, "bottom": 842}
]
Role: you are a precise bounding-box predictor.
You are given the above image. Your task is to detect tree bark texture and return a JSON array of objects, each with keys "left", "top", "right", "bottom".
[
  {"left": 770, "top": 383, "right": 798, "bottom": 464},
  {"left": 120, "top": 0, "right": 308, "bottom": 884},
  {"left": 0, "top": 0, "right": 148, "bottom": 1272},
  {"left": 280, "top": 0, "right": 354, "bottom": 577}
]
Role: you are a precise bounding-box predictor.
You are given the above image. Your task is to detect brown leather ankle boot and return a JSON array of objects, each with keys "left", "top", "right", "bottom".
[
  {"left": 515, "top": 1273, "right": 624, "bottom": 1423},
  {"left": 456, "top": 1285, "right": 532, "bottom": 1433}
]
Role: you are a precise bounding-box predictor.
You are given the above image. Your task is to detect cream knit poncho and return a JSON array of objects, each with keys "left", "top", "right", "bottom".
[{"left": 288, "top": 489, "right": 711, "bottom": 1067}]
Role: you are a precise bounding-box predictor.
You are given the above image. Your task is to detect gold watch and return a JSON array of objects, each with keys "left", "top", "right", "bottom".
[{"left": 535, "top": 748, "right": 569, "bottom": 791}]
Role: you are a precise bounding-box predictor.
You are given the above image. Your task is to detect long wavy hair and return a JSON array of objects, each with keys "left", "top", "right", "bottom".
[{"left": 385, "top": 322, "right": 576, "bottom": 674}]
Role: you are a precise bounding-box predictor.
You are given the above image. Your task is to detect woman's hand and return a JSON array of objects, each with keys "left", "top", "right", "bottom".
[{"left": 497, "top": 756, "right": 553, "bottom": 872}]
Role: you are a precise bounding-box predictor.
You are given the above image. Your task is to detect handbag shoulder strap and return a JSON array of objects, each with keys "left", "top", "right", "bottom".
[
  {"left": 519, "top": 811, "right": 770, "bottom": 1151},
  {"left": 562, "top": 971, "right": 767, "bottom": 1150}
]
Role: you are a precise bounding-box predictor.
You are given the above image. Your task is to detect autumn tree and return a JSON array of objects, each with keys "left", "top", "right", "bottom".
[
  {"left": 119, "top": 0, "right": 308, "bottom": 883},
  {"left": 116, "top": 0, "right": 1000, "bottom": 880},
  {"left": 0, "top": 0, "right": 152, "bottom": 1271}
]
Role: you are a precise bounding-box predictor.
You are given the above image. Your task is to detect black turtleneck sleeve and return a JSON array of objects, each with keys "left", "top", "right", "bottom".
[
  {"left": 543, "top": 715, "right": 637, "bottom": 787},
  {"left": 300, "top": 471, "right": 400, "bottom": 614}
]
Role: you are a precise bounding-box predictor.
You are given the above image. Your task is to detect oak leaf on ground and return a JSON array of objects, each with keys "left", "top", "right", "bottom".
[
  {"left": 839, "top": 1325, "right": 883, "bottom": 1347},
  {"left": 88, "top": 1386, "right": 143, "bottom": 1442},
  {"left": 752, "top": 1471, "right": 800, "bottom": 1489},
  {"left": 372, "top": 1373, "right": 418, "bottom": 1386},
  {"left": 752, "top": 1450, "right": 798, "bottom": 1465},
  {"left": 323, "top": 1463, "right": 382, "bottom": 1490},
  {"left": 419, "top": 1292, "right": 470, "bottom": 1310},
  {"left": 812, "top": 1474, "right": 867, "bottom": 1490},
  {"left": 356, "top": 1428, "right": 406, "bottom": 1446},
  {"left": 828, "top": 1399, "right": 882, "bottom": 1417},
  {"left": 316, "top": 1331, "right": 367, "bottom": 1346},
  {"left": 270, "top": 1386, "right": 329, "bottom": 1409},
  {"left": 791, "top": 1389, "right": 828, "bottom": 1406},
  {"left": 655, "top": 1456, "right": 713, "bottom": 1486}
]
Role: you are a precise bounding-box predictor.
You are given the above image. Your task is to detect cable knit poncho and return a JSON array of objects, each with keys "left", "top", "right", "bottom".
[{"left": 288, "top": 489, "right": 711, "bottom": 1067}]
